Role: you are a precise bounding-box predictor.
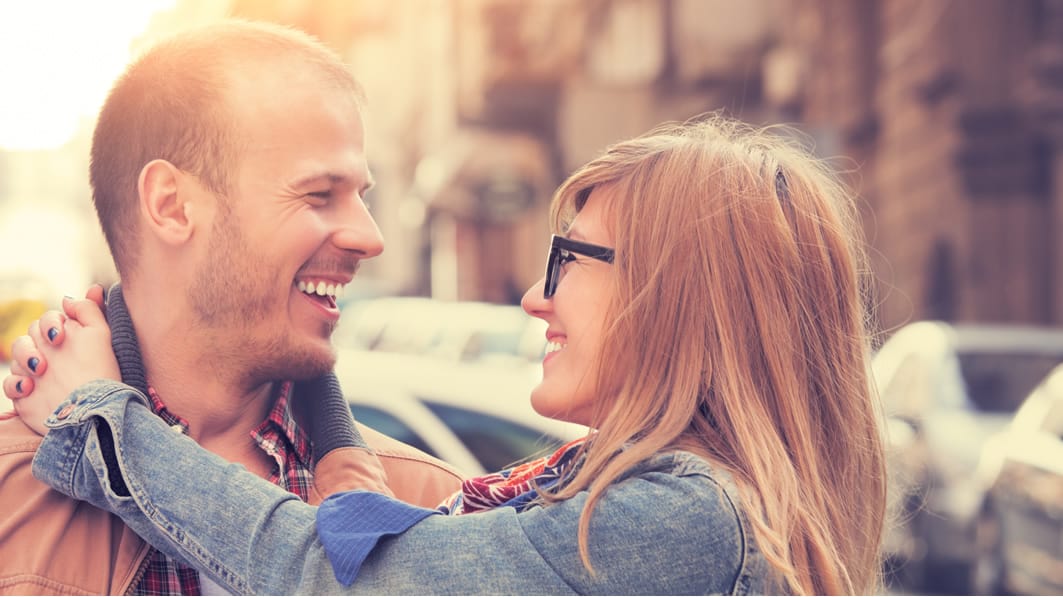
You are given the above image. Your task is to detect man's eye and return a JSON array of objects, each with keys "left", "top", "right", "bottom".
[{"left": 305, "top": 191, "right": 331, "bottom": 206}]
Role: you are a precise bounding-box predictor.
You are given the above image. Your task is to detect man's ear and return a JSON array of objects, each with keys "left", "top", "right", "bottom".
[{"left": 137, "top": 159, "right": 196, "bottom": 245}]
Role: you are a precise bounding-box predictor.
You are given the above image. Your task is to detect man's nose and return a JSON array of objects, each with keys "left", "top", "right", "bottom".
[{"left": 332, "top": 198, "right": 384, "bottom": 258}]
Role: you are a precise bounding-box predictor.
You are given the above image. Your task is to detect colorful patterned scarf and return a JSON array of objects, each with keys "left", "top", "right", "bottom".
[{"left": 438, "top": 437, "right": 587, "bottom": 515}]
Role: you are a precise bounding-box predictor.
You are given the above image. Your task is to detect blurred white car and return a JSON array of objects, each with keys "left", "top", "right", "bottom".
[
  {"left": 335, "top": 348, "right": 587, "bottom": 476},
  {"left": 874, "top": 321, "right": 1063, "bottom": 593},
  {"left": 972, "top": 362, "right": 1063, "bottom": 595},
  {"left": 333, "top": 297, "right": 547, "bottom": 366}
]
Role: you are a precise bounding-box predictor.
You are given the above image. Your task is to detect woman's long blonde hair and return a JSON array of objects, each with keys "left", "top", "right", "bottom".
[{"left": 539, "top": 115, "right": 886, "bottom": 595}]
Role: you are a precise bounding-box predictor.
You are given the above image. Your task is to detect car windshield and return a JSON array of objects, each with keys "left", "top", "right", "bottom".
[
  {"left": 349, "top": 404, "right": 438, "bottom": 458},
  {"left": 422, "top": 401, "right": 566, "bottom": 471},
  {"left": 957, "top": 352, "right": 1063, "bottom": 413}
]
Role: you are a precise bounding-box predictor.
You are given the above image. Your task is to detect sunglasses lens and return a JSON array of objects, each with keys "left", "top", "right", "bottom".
[
  {"left": 541, "top": 235, "right": 614, "bottom": 299},
  {"left": 544, "top": 245, "right": 559, "bottom": 298},
  {"left": 545, "top": 260, "right": 554, "bottom": 298}
]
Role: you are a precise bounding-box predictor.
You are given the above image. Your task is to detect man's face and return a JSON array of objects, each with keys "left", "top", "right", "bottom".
[{"left": 189, "top": 68, "right": 383, "bottom": 383}]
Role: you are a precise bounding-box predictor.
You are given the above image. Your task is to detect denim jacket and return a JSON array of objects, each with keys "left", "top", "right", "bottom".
[{"left": 33, "top": 380, "right": 778, "bottom": 595}]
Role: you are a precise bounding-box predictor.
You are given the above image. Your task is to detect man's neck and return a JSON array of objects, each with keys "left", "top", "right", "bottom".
[{"left": 121, "top": 284, "right": 278, "bottom": 476}]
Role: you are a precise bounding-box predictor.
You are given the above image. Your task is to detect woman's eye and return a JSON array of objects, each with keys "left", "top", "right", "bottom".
[{"left": 559, "top": 250, "right": 577, "bottom": 268}]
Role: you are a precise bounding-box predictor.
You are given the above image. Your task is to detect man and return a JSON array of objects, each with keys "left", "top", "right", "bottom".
[{"left": 0, "top": 20, "right": 461, "bottom": 595}]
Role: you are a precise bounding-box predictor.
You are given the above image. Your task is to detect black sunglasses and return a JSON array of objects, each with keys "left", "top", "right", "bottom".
[{"left": 544, "top": 234, "right": 615, "bottom": 298}]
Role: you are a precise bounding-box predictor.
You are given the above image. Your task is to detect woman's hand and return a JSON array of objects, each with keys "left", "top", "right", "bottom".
[{"left": 3, "top": 286, "right": 119, "bottom": 435}]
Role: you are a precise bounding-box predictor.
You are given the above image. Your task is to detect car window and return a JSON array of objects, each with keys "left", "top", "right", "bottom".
[
  {"left": 957, "top": 352, "right": 1063, "bottom": 413},
  {"left": 422, "top": 401, "right": 566, "bottom": 471},
  {"left": 349, "top": 404, "right": 438, "bottom": 459}
]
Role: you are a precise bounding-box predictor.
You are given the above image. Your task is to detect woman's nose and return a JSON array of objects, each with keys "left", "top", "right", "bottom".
[{"left": 521, "top": 277, "right": 550, "bottom": 318}]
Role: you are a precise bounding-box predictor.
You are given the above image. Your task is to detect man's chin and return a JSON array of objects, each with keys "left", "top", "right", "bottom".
[
  {"left": 253, "top": 342, "right": 337, "bottom": 382},
  {"left": 287, "top": 347, "right": 337, "bottom": 380}
]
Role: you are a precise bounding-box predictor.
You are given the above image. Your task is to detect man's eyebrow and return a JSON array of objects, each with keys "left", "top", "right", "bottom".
[
  {"left": 290, "top": 171, "right": 374, "bottom": 194},
  {"left": 290, "top": 172, "right": 342, "bottom": 188}
]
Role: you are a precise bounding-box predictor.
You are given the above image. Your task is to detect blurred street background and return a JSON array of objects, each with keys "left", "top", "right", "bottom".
[{"left": 3, "top": 0, "right": 1063, "bottom": 594}]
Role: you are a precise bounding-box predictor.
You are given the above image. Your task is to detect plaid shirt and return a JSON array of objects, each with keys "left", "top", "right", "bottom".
[{"left": 133, "top": 381, "right": 313, "bottom": 596}]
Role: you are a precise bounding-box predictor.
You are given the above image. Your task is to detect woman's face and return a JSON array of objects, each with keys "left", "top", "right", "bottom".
[{"left": 521, "top": 186, "right": 616, "bottom": 426}]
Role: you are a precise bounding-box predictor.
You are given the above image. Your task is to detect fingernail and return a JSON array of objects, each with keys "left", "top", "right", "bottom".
[
  {"left": 28, "top": 357, "right": 39, "bottom": 372},
  {"left": 47, "top": 327, "right": 59, "bottom": 342},
  {"left": 15, "top": 380, "right": 22, "bottom": 394}
]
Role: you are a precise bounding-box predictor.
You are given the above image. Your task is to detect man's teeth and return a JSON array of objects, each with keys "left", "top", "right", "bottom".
[
  {"left": 545, "top": 340, "right": 565, "bottom": 354},
  {"left": 297, "top": 280, "right": 345, "bottom": 298}
]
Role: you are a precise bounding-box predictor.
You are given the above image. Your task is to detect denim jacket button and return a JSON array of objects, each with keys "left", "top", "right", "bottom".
[{"left": 55, "top": 404, "right": 76, "bottom": 420}]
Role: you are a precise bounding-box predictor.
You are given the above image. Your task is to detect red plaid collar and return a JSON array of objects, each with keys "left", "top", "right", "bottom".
[
  {"left": 253, "top": 381, "right": 313, "bottom": 473},
  {"left": 145, "top": 381, "right": 312, "bottom": 469},
  {"left": 138, "top": 381, "right": 314, "bottom": 595}
]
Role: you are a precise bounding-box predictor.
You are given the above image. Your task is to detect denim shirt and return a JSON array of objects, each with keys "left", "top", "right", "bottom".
[{"left": 32, "top": 380, "right": 778, "bottom": 595}]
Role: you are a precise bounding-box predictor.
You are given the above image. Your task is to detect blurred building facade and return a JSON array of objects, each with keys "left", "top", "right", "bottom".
[
  {"left": 187, "top": 1, "right": 1063, "bottom": 331},
  {"left": 788, "top": 0, "right": 1063, "bottom": 331}
]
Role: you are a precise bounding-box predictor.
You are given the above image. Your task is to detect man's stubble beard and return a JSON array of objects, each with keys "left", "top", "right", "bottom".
[{"left": 189, "top": 212, "right": 336, "bottom": 384}]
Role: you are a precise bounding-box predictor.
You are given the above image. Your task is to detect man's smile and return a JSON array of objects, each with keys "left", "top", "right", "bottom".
[{"left": 295, "top": 279, "right": 344, "bottom": 312}]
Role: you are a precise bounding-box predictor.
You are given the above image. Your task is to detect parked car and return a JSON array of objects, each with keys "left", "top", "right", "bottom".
[
  {"left": 334, "top": 348, "right": 588, "bottom": 475},
  {"left": 972, "top": 362, "right": 1063, "bottom": 595},
  {"left": 333, "top": 297, "right": 547, "bottom": 366},
  {"left": 874, "top": 321, "right": 1063, "bottom": 593}
]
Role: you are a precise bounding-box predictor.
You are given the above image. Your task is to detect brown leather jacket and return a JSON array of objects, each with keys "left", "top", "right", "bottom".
[{"left": 0, "top": 414, "right": 463, "bottom": 595}]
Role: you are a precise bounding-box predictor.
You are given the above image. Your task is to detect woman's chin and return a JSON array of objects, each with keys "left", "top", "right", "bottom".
[{"left": 530, "top": 391, "right": 587, "bottom": 426}]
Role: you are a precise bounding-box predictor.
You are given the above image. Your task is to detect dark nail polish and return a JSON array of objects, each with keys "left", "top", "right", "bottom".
[
  {"left": 28, "top": 357, "right": 39, "bottom": 372},
  {"left": 15, "top": 380, "right": 22, "bottom": 394},
  {"left": 47, "top": 327, "right": 58, "bottom": 342}
]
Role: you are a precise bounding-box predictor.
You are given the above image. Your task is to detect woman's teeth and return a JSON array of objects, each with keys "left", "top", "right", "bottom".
[{"left": 545, "top": 340, "right": 565, "bottom": 354}]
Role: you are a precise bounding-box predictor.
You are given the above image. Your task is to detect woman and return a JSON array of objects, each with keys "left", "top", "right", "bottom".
[{"left": 9, "top": 115, "right": 887, "bottom": 595}]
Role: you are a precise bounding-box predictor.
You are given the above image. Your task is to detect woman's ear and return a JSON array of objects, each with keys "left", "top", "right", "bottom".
[{"left": 137, "top": 159, "right": 195, "bottom": 245}]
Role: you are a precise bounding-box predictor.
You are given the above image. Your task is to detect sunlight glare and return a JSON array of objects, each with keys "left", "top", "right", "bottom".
[{"left": 0, "top": 0, "right": 177, "bottom": 151}]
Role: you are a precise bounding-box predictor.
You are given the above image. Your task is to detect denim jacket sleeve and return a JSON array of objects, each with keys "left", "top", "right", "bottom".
[{"left": 32, "top": 380, "right": 762, "bottom": 596}]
